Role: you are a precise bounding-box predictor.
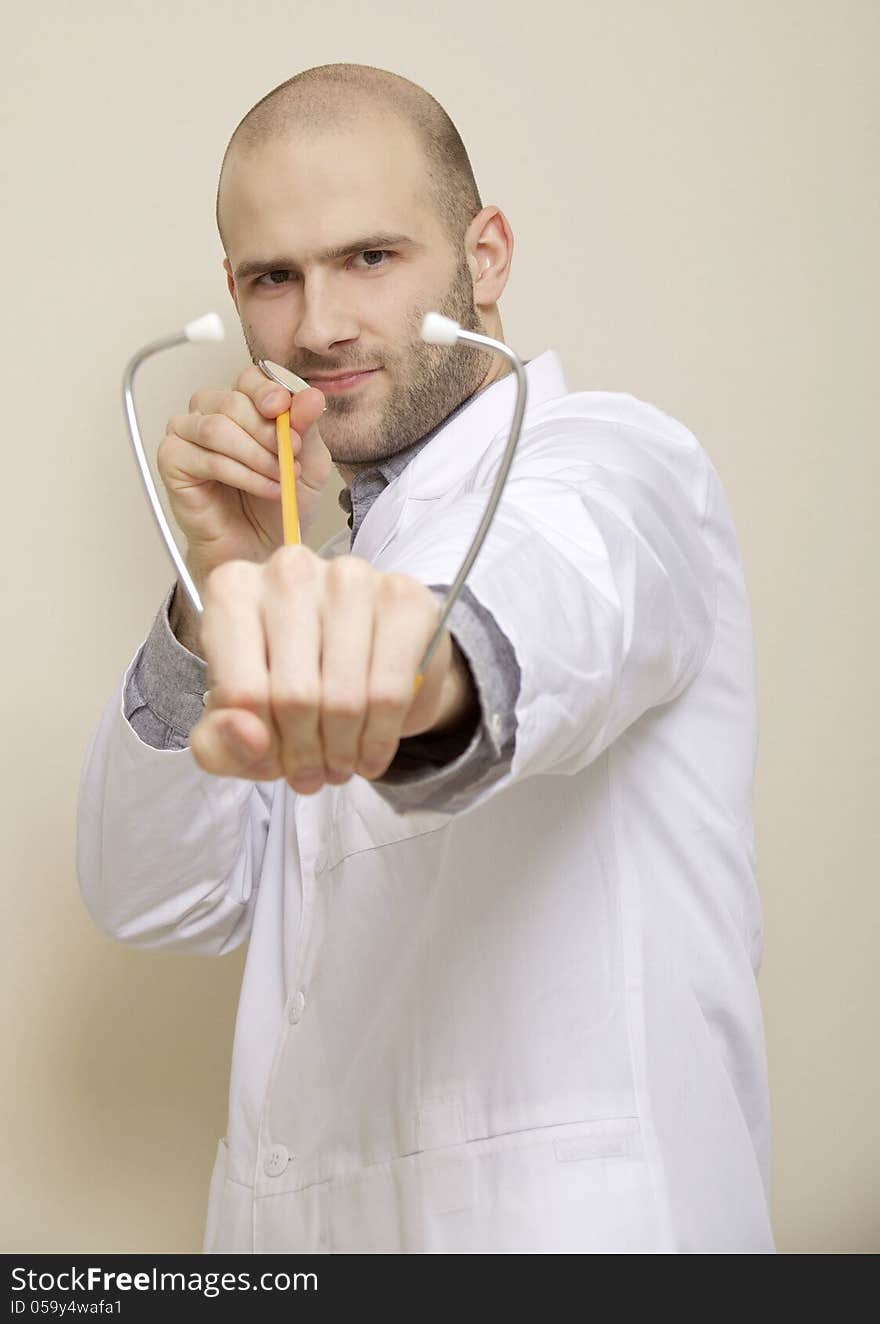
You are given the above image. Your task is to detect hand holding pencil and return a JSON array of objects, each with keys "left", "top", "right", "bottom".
[
  {"left": 159, "top": 361, "right": 442, "bottom": 768},
  {"left": 158, "top": 364, "right": 331, "bottom": 588}
]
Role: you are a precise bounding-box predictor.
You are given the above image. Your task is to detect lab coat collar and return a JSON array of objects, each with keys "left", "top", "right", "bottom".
[
  {"left": 350, "top": 349, "right": 567, "bottom": 562},
  {"left": 406, "top": 349, "right": 568, "bottom": 499}
]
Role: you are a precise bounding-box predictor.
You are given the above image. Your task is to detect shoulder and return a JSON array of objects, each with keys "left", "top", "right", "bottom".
[{"left": 472, "top": 389, "right": 714, "bottom": 515}]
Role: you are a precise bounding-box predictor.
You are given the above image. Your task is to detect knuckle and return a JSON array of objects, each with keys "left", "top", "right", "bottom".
[
  {"left": 272, "top": 683, "right": 320, "bottom": 716},
  {"left": 379, "top": 572, "right": 416, "bottom": 605},
  {"left": 361, "top": 733, "right": 398, "bottom": 756},
  {"left": 284, "top": 749, "right": 324, "bottom": 783},
  {"left": 369, "top": 685, "right": 409, "bottom": 717},
  {"left": 288, "top": 753, "right": 323, "bottom": 774},
  {"left": 234, "top": 364, "right": 260, "bottom": 393},
  {"left": 322, "top": 688, "right": 365, "bottom": 722},
  {"left": 187, "top": 389, "right": 204, "bottom": 413},
  {"left": 328, "top": 555, "right": 373, "bottom": 590},
  {"left": 215, "top": 686, "right": 265, "bottom": 713},
  {"left": 268, "top": 543, "right": 315, "bottom": 584},
  {"left": 197, "top": 412, "right": 226, "bottom": 444}
]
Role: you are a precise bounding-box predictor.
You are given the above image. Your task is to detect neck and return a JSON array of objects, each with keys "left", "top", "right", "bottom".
[{"left": 336, "top": 346, "right": 514, "bottom": 489}]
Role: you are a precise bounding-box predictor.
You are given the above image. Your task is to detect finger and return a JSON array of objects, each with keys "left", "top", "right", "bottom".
[
  {"left": 165, "top": 412, "right": 284, "bottom": 497},
  {"left": 180, "top": 408, "right": 281, "bottom": 477},
  {"left": 356, "top": 576, "right": 437, "bottom": 780},
  {"left": 261, "top": 546, "right": 325, "bottom": 793},
  {"left": 235, "top": 362, "right": 326, "bottom": 441},
  {"left": 191, "top": 704, "right": 282, "bottom": 779},
  {"left": 202, "top": 690, "right": 284, "bottom": 780},
  {"left": 189, "top": 562, "right": 281, "bottom": 776},
  {"left": 187, "top": 387, "right": 279, "bottom": 455},
  {"left": 318, "top": 557, "right": 375, "bottom": 784},
  {"left": 288, "top": 386, "right": 327, "bottom": 443},
  {"left": 234, "top": 363, "right": 299, "bottom": 425}
]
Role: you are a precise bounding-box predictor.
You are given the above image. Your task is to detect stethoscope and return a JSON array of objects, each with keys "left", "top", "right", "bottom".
[{"left": 122, "top": 311, "right": 527, "bottom": 680}]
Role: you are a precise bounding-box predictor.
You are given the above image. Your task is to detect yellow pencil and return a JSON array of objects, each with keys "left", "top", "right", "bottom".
[{"left": 275, "top": 408, "right": 301, "bottom": 545}]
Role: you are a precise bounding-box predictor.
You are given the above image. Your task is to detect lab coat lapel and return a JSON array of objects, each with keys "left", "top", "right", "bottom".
[
  {"left": 404, "top": 351, "right": 569, "bottom": 501},
  {"left": 348, "top": 352, "right": 569, "bottom": 560}
]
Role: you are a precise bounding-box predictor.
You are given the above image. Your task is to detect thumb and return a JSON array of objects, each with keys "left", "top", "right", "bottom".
[
  {"left": 290, "top": 386, "right": 333, "bottom": 492},
  {"left": 289, "top": 385, "right": 327, "bottom": 436}
]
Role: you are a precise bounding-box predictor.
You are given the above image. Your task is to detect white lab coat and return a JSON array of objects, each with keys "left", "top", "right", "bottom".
[{"left": 77, "top": 351, "right": 775, "bottom": 1253}]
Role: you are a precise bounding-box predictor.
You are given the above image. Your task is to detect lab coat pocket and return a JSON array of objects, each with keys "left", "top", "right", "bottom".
[
  {"left": 323, "top": 1116, "right": 660, "bottom": 1253},
  {"left": 323, "top": 781, "right": 451, "bottom": 872},
  {"left": 426, "top": 1116, "right": 658, "bottom": 1252}
]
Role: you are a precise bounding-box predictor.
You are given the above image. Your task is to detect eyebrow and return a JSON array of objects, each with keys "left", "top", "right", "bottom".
[{"left": 233, "top": 233, "right": 416, "bottom": 282}]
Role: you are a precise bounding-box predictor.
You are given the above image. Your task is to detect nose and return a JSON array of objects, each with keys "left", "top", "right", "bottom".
[{"left": 292, "top": 272, "right": 360, "bottom": 358}]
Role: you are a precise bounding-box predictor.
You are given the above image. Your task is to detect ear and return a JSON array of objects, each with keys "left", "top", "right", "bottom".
[
  {"left": 466, "top": 253, "right": 491, "bottom": 286},
  {"left": 464, "top": 206, "right": 513, "bottom": 304},
  {"left": 223, "top": 258, "right": 239, "bottom": 313}
]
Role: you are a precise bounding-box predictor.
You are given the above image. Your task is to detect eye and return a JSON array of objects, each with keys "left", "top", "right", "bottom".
[
  {"left": 255, "top": 270, "right": 293, "bottom": 287},
  {"left": 352, "top": 249, "right": 391, "bottom": 269},
  {"left": 254, "top": 250, "right": 392, "bottom": 288}
]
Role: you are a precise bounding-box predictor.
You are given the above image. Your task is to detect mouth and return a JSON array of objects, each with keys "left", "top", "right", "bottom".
[{"left": 304, "top": 368, "right": 382, "bottom": 394}]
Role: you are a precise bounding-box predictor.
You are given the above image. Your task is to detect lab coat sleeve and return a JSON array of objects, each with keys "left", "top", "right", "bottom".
[
  {"left": 373, "top": 421, "right": 718, "bottom": 816},
  {"left": 76, "top": 595, "right": 274, "bottom": 956}
]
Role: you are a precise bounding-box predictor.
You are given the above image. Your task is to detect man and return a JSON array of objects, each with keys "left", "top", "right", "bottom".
[{"left": 77, "top": 62, "right": 775, "bottom": 1252}]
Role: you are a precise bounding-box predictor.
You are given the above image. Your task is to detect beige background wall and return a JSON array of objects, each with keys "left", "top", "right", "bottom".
[{"left": 2, "top": 0, "right": 875, "bottom": 1253}]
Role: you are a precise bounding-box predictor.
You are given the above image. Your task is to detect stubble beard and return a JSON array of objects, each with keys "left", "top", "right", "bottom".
[{"left": 242, "top": 255, "right": 492, "bottom": 469}]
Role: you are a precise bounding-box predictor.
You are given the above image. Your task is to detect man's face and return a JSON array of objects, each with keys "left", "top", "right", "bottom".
[{"left": 220, "top": 116, "right": 490, "bottom": 468}]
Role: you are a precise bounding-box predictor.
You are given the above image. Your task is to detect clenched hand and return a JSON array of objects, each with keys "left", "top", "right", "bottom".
[{"left": 188, "top": 545, "right": 478, "bottom": 793}]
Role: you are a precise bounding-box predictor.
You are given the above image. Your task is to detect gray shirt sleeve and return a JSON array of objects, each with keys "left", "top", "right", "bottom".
[
  {"left": 123, "top": 583, "right": 521, "bottom": 806},
  {"left": 124, "top": 585, "right": 208, "bottom": 751}
]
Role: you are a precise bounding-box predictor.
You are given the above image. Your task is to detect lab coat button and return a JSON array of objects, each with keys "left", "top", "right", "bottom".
[
  {"left": 287, "top": 989, "right": 306, "bottom": 1024},
  {"left": 263, "top": 1144, "right": 290, "bottom": 1177}
]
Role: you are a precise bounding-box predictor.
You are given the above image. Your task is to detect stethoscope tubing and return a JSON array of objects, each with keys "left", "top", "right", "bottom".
[{"left": 122, "top": 329, "right": 527, "bottom": 681}]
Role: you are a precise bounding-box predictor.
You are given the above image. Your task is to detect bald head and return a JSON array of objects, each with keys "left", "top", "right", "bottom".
[{"left": 216, "top": 63, "right": 483, "bottom": 259}]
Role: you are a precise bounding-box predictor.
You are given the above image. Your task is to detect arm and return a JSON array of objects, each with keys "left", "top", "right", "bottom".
[{"left": 368, "top": 420, "right": 717, "bottom": 817}]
